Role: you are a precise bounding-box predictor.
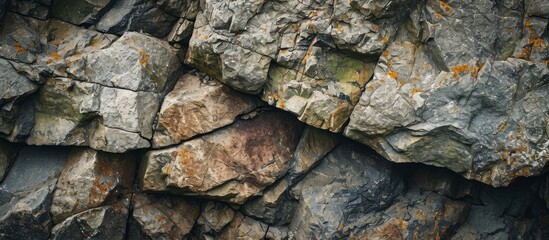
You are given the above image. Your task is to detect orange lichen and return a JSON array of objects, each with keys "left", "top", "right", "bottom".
[
  {"left": 14, "top": 42, "right": 25, "bottom": 53},
  {"left": 435, "top": 13, "right": 442, "bottom": 19},
  {"left": 383, "top": 50, "right": 390, "bottom": 58},
  {"left": 204, "top": 35, "right": 209, "bottom": 40},
  {"left": 278, "top": 97, "right": 285, "bottom": 109},
  {"left": 374, "top": 24, "right": 380, "bottom": 31},
  {"left": 382, "top": 36, "right": 389, "bottom": 44},
  {"left": 411, "top": 88, "right": 421, "bottom": 94},
  {"left": 138, "top": 50, "right": 149, "bottom": 65},
  {"left": 530, "top": 37, "right": 547, "bottom": 49},
  {"left": 47, "top": 59, "right": 53, "bottom": 64},
  {"left": 50, "top": 51, "right": 62, "bottom": 60},
  {"left": 450, "top": 64, "right": 469, "bottom": 78},
  {"left": 388, "top": 71, "right": 398, "bottom": 79},
  {"left": 438, "top": 1, "right": 452, "bottom": 12},
  {"left": 300, "top": 50, "right": 313, "bottom": 65}
]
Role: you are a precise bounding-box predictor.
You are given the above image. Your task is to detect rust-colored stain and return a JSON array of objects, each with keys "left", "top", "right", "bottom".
[
  {"left": 50, "top": 51, "right": 62, "bottom": 60},
  {"left": 383, "top": 50, "right": 390, "bottom": 58},
  {"left": 139, "top": 50, "right": 149, "bottom": 65},
  {"left": 388, "top": 71, "right": 398, "bottom": 79},
  {"left": 450, "top": 64, "right": 469, "bottom": 78},
  {"left": 530, "top": 37, "right": 547, "bottom": 49},
  {"left": 14, "top": 42, "right": 25, "bottom": 53},
  {"left": 438, "top": 1, "right": 452, "bottom": 12}
]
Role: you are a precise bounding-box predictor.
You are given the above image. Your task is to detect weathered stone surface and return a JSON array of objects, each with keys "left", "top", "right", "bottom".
[
  {"left": 50, "top": 202, "right": 129, "bottom": 240},
  {"left": 71, "top": 31, "right": 182, "bottom": 93},
  {"left": 344, "top": 0, "right": 549, "bottom": 186},
  {"left": 242, "top": 179, "right": 294, "bottom": 226},
  {"left": 217, "top": 212, "right": 289, "bottom": 240},
  {"left": 129, "top": 193, "right": 200, "bottom": 240},
  {"left": 354, "top": 192, "right": 469, "bottom": 239},
  {"left": 289, "top": 141, "right": 405, "bottom": 239},
  {"left": 287, "top": 126, "right": 342, "bottom": 183},
  {"left": 8, "top": 0, "right": 50, "bottom": 19},
  {"left": 0, "top": 147, "right": 69, "bottom": 240},
  {"left": 141, "top": 111, "right": 304, "bottom": 204},
  {"left": 95, "top": 0, "right": 180, "bottom": 37},
  {"left": 50, "top": 148, "right": 136, "bottom": 223},
  {"left": 27, "top": 77, "right": 159, "bottom": 152},
  {"left": 0, "top": 139, "right": 18, "bottom": 182},
  {"left": 152, "top": 73, "right": 260, "bottom": 148},
  {"left": 50, "top": 0, "right": 113, "bottom": 25},
  {"left": 196, "top": 201, "right": 235, "bottom": 234},
  {"left": 0, "top": 59, "right": 38, "bottom": 106}
]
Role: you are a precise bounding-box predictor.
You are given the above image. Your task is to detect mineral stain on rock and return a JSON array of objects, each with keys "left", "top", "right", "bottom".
[{"left": 0, "top": 0, "right": 548, "bottom": 239}]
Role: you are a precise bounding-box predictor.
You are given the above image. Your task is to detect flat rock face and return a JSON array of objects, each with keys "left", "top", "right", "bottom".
[
  {"left": 50, "top": 148, "right": 136, "bottom": 223},
  {"left": 0, "top": 146, "right": 70, "bottom": 240},
  {"left": 140, "top": 111, "right": 304, "bottom": 204},
  {"left": 129, "top": 193, "right": 200, "bottom": 240},
  {"left": 344, "top": 0, "right": 549, "bottom": 187},
  {"left": 152, "top": 73, "right": 260, "bottom": 148}
]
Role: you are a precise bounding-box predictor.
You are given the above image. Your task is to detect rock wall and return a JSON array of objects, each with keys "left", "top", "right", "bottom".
[{"left": 0, "top": 0, "right": 548, "bottom": 239}]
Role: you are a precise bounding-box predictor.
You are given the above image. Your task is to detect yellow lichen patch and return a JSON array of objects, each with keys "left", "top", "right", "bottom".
[
  {"left": 336, "top": 22, "right": 344, "bottom": 34},
  {"left": 177, "top": 148, "right": 190, "bottom": 165},
  {"left": 450, "top": 64, "right": 469, "bottom": 78},
  {"left": 388, "top": 71, "right": 398, "bottom": 79},
  {"left": 438, "top": 1, "right": 452, "bottom": 12},
  {"left": 50, "top": 51, "right": 62, "bottom": 60},
  {"left": 411, "top": 87, "right": 421, "bottom": 95},
  {"left": 138, "top": 50, "right": 149, "bottom": 66}
]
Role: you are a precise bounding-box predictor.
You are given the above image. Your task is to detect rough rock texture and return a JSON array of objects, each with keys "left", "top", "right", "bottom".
[
  {"left": 129, "top": 193, "right": 200, "bottom": 240},
  {"left": 343, "top": 0, "right": 549, "bottom": 187},
  {"left": 50, "top": 148, "right": 136, "bottom": 223},
  {"left": 152, "top": 73, "right": 260, "bottom": 148},
  {"left": 141, "top": 110, "right": 304, "bottom": 204},
  {"left": 0, "top": 147, "right": 70, "bottom": 240},
  {"left": 1, "top": 0, "right": 549, "bottom": 239}
]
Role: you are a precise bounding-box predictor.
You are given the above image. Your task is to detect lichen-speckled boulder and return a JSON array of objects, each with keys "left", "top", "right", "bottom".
[
  {"left": 50, "top": 148, "right": 136, "bottom": 223},
  {"left": 152, "top": 73, "right": 260, "bottom": 148},
  {"left": 140, "top": 111, "right": 304, "bottom": 204},
  {"left": 344, "top": 0, "right": 549, "bottom": 187}
]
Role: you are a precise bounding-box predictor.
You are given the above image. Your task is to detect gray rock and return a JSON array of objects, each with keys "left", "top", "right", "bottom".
[
  {"left": 50, "top": 202, "right": 129, "bottom": 240},
  {"left": 95, "top": 0, "right": 178, "bottom": 37},
  {"left": 196, "top": 201, "right": 235, "bottom": 234},
  {"left": 0, "top": 146, "right": 70, "bottom": 240},
  {"left": 344, "top": 0, "right": 549, "bottom": 186},
  {"left": 0, "top": 59, "right": 38, "bottom": 107},
  {"left": 242, "top": 179, "right": 294, "bottom": 226},
  {"left": 0, "top": 139, "right": 18, "bottom": 182},
  {"left": 289, "top": 141, "right": 405, "bottom": 239},
  {"left": 152, "top": 73, "right": 260, "bottom": 148},
  {"left": 50, "top": 148, "right": 136, "bottom": 223},
  {"left": 7, "top": 0, "right": 49, "bottom": 19},
  {"left": 140, "top": 111, "right": 304, "bottom": 204},
  {"left": 129, "top": 193, "right": 200, "bottom": 240},
  {"left": 50, "top": 0, "right": 113, "bottom": 25},
  {"left": 73, "top": 31, "right": 182, "bottom": 93},
  {"left": 217, "top": 212, "right": 289, "bottom": 240}
]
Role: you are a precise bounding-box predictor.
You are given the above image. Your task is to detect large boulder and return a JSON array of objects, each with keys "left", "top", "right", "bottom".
[
  {"left": 152, "top": 73, "right": 260, "bottom": 148},
  {"left": 0, "top": 146, "right": 70, "bottom": 240},
  {"left": 140, "top": 110, "right": 304, "bottom": 204},
  {"left": 289, "top": 142, "right": 405, "bottom": 239},
  {"left": 344, "top": 0, "right": 549, "bottom": 187},
  {"left": 50, "top": 148, "right": 136, "bottom": 223}
]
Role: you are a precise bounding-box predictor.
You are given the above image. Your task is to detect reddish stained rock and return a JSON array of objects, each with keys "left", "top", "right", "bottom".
[
  {"left": 140, "top": 110, "right": 304, "bottom": 204},
  {"left": 152, "top": 73, "right": 260, "bottom": 148},
  {"left": 50, "top": 148, "right": 136, "bottom": 223}
]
